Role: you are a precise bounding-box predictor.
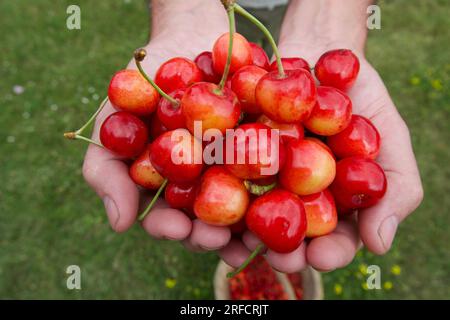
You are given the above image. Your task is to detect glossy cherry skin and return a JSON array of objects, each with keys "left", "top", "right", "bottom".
[
  {"left": 300, "top": 189, "right": 337, "bottom": 238},
  {"left": 269, "top": 57, "right": 310, "bottom": 73},
  {"left": 149, "top": 129, "right": 203, "bottom": 183},
  {"left": 249, "top": 42, "right": 270, "bottom": 70},
  {"left": 108, "top": 69, "right": 160, "bottom": 116},
  {"left": 181, "top": 82, "right": 241, "bottom": 136},
  {"left": 148, "top": 113, "right": 168, "bottom": 141},
  {"left": 225, "top": 123, "right": 285, "bottom": 180},
  {"left": 246, "top": 189, "right": 307, "bottom": 253},
  {"left": 156, "top": 88, "right": 186, "bottom": 130},
  {"left": 194, "top": 166, "right": 249, "bottom": 226},
  {"left": 257, "top": 114, "right": 304, "bottom": 143},
  {"left": 304, "top": 137, "right": 335, "bottom": 159},
  {"left": 194, "top": 51, "right": 221, "bottom": 83},
  {"left": 304, "top": 86, "right": 352, "bottom": 136},
  {"left": 154, "top": 57, "right": 203, "bottom": 94},
  {"left": 231, "top": 65, "right": 268, "bottom": 114},
  {"left": 129, "top": 144, "right": 165, "bottom": 190},
  {"left": 100, "top": 111, "right": 148, "bottom": 158},
  {"left": 327, "top": 115, "right": 381, "bottom": 159},
  {"left": 212, "top": 32, "right": 253, "bottom": 75},
  {"left": 255, "top": 69, "right": 317, "bottom": 123},
  {"left": 280, "top": 139, "right": 336, "bottom": 196},
  {"left": 165, "top": 181, "right": 197, "bottom": 210},
  {"left": 330, "top": 157, "right": 387, "bottom": 209},
  {"left": 315, "top": 49, "right": 360, "bottom": 90}
]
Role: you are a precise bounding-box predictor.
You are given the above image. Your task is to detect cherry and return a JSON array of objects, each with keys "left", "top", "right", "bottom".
[
  {"left": 257, "top": 114, "right": 304, "bottom": 143},
  {"left": 212, "top": 32, "right": 252, "bottom": 75},
  {"left": 280, "top": 139, "right": 336, "bottom": 196},
  {"left": 255, "top": 69, "right": 317, "bottom": 123},
  {"left": 229, "top": 218, "right": 247, "bottom": 234},
  {"left": 194, "top": 51, "right": 221, "bottom": 83},
  {"left": 100, "top": 111, "right": 148, "bottom": 158},
  {"left": 330, "top": 156, "right": 387, "bottom": 209},
  {"left": 165, "top": 181, "right": 197, "bottom": 210},
  {"left": 246, "top": 189, "right": 307, "bottom": 253},
  {"left": 225, "top": 123, "right": 285, "bottom": 180},
  {"left": 148, "top": 113, "right": 168, "bottom": 141},
  {"left": 300, "top": 189, "right": 337, "bottom": 238},
  {"left": 149, "top": 129, "right": 203, "bottom": 184},
  {"left": 156, "top": 88, "right": 186, "bottom": 130},
  {"left": 108, "top": 69, "right": 160, "bottom": 116},
  {"left": 231, "top": 65, "right": 267, "bottom": 114},
  {"left": 194, "top": 166, "right": 249, "bottom": 226},
  {"left": 327, "top": 115, "right": 381, "bottom": 159},
  {"left": 304, "top": 86, "right": 352, "bottom": 136},
  {"left": 314, "top": 49, "right": 360, "bottom": 90},
  {"left": 304, "top": 137, "right": 335, "bottom": 159},
  {"left": 129, "top": 144, "right": 165, "bottom": 190},
  {"left": 269, "top": 57, "right": 310, "bottom": 73},
  {"left": 249, "top": 42, "right": 270, "bottom": 70},
  {"left": 181, "top": 82, "right": 241, "bottom": 135},
  {"left": 154, "top": 57, "right": 203, "bottom": 94}
]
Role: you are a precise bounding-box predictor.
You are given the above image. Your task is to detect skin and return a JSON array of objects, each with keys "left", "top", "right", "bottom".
[{"left": 83, "top": 0, "right": 423, "bottom": 273}]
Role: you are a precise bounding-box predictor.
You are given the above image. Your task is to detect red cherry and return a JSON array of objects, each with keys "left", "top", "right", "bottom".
[
  {"left": 249, "top": 42, "right": 270, "bottom": 70},
  {"left": 246, "top": 189, "right": 307, "bottom": 253},
  {"left": 257, "top": 114, "right": 304, "bottom": 143},
  {"left": 304, "top": 137, "right": 335, "bottom": 159},
  {"left": 100, "top": 111, "right": 148, "bottom": 158},
  {"left": 231, "top": 65, "right": 268, "bottom": 114},
  {"left": 154, "top": 57, "right": 203, "bottom": 94},
  {"left": 225, "top": 123, "right": 285, "bottom": 180},
  {"left": 212, "top": 32, "right": 252, "bottom": 75},
  {"left": 129, "top": 144, "right": 165, "bottom": 189},
  {"left": 194, "top": 51, "right": 221, "bottom": 83},
  {"left": 108, "top": 69, "right": 160, "bottom": 116},
  {"left": 301, "top": 189, "right": 337, "bottom": 238},
  {"left": 327, "top": 115, "right": 381, "bottom": 159},
  {"left": 194, "top": 166, "right": 249, "bottom": 226},
  {"left": 330, "top": 157, "right": 387, "bottom": 209},
  {"left": 255, "top": 69, "right": 317, "bottom": 123},
  {"left": 304, "top": 86, "right": 352, "bottom": 136},
  {"left": 181, "top": 82, "right": 241, "bottom": 136},
  {"left": 280, "top": 139, "right": 336, "bottom": 196},
  {"left": 148, "top": 113, "right": 168, "bottom": 141},
  {"left": 156, "top": 88, "right": 186, "bottom": 130},
  {"left": 315, "top": 49, "right": 360, "bottom": 90},
  {"left": 229, "top": 219, "right": 247, "bottom": 234},
  {"left": 149, "top": 129, "right": 203, "bottom": 183},
  {"left": 269, "top": 57, "right": 310, "bottom": 73},
  {"left": 165, "top": 181, "right": 197, "bottom": 210}
]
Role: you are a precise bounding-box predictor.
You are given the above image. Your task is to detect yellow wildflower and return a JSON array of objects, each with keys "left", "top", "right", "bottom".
[
  {"left": 358, "top": 263, "right": 368, "bottom": 275},
  {"left": 383, "top": 281, "right": 393, "bottom": 290},
  {"left": 410, "top": 76, "right": 420, "bottom": 86},
  {"left": 361, "top": 282, "right": 369, "bottom": 290},
  {"left": 334, "top": 284, "right": 343, "bottom": 295},
  {"left": 391, "top": 265, "right": 401, "bottom": 276},
  {"left": 165, "top": 278, "right": 176, "bottom": 289},
  {"left": 431, "top": 79, "right": 443, "bottom": 91}
]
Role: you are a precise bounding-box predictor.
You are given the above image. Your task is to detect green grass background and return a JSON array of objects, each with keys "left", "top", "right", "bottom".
[{"left": 0, "top": 0, "right": 449, "bottom": 299}]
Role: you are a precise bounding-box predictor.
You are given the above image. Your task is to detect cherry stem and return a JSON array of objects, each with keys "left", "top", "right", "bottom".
[
  {"left": 134, "top": 49, "right": 179, "bottom": 106},
  {"left": 138, "top": 178, "right": 168, "bottom": 221},
  {"left": 244, "top": 180, "right": 277, "bottom": 196},
  {"left": 226, "top": 243, "right": 265, "bottom": 278},
  {"left": 63, "top": 96, "right": 108, "bottom": 148},
  {"left": 234, "top": 4, "right": 285, "bottom": 77},
  {"left": 217, "top": 5, "right": 236, "bottom": 91}
]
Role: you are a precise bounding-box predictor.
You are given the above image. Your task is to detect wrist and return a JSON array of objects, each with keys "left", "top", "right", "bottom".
[{"left": 278, "top": 0, "right": 371, "bottom": 63}]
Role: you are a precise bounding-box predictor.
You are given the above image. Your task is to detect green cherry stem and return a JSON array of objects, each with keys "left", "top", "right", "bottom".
[
  {"left": 217, "top": 4, "right": 236, "bottom": 92},
  {"left": 134, "top": 48, "right": 179, "bottom": 106},
  {"left": 63, "top": 96, "right": 108, "bottom": 148},
  {"left": 138, "top": 178, "right": 168, "bottom": 221},
  {"left": 226, "top": 243, "right": 265, "bottom": 278},
  {"left": 234, "top": 4, "right": 285, "bottom": 77},
  {"left": 244, "top": 180, "right": 277, "bottom": 196}
]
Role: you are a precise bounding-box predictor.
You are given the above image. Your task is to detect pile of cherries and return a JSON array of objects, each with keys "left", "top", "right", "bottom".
[{"left": 66, "top": 1, "right": 386, "bottom": 277}]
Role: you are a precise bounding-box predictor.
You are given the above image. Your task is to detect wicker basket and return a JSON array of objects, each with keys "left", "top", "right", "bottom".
[{"left": 214, "top": 260, "right": 324, "bottom": 300}]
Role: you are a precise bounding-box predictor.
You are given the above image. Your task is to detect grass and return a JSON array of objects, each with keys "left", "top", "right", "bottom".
[{"left": 0, "top": 0, "right": 449, "bottom": 299}]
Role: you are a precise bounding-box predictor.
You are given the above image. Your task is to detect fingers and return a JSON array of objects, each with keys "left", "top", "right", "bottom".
[
  {"left": 306, "top": 220, "right": 361, "bottom": 271},
  {"left": 183, "top": 220, "right": 231, "bottom": 251},
  {"left": 141, "top": 201, "right": 192, "bottom": 240},
  {"left": 219, "top": 239, "right": 251, "bottom": 268}
]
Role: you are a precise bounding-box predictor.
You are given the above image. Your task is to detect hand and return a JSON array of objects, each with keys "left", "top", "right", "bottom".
[{"left": 82, "top": 0, "right": 233, "bottom": 251}]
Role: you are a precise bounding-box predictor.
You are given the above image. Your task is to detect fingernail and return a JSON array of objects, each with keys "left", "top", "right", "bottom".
[
  {"left": 103, "top": 196, "right": 120, "bottom": 231},
  {"left": 378, "top": 215, "right": 398, "bottom": 251}
]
